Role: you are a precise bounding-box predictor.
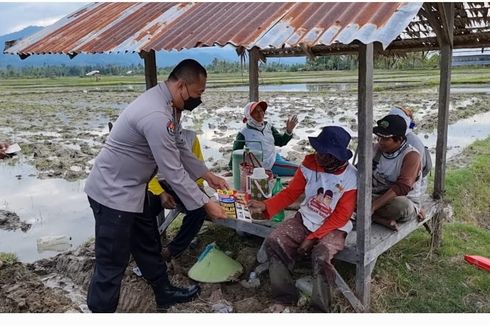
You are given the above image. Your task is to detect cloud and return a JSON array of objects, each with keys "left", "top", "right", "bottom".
[{"left": 0, "top": 2, "right": 88, "bottom": 36}]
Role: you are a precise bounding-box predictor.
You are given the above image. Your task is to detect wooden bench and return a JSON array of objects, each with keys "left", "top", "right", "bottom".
[{"left": 157, "top": 178, "right": 444, "bottom": 312}]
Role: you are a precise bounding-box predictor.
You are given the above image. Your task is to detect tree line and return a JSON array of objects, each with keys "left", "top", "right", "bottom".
[{"left": 0, "top": 52, "right": 442, "bottom": 78}]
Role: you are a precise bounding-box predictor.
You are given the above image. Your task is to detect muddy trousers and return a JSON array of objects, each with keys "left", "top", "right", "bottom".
[
  {"left": 86, "top": 196, "right": 170, "bottom": 313},
  {"left": 264, "top": 213, "right": 346, "bottom": 312},
  {"left": 147, "top": 180, "right": 207, "bottom": 258},
  {"left": 372, "top": 195, "right": 418, "bottom": 222}
]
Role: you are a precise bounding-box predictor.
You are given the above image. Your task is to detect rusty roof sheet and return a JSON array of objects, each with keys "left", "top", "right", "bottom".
[{"left": 4, "top": 2, "right": 423, "bottom": 56}]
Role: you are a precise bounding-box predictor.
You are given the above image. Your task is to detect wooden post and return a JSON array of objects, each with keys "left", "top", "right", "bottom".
[
  {"left": 249, "top": 47, "right": 259, "bottom": 102},
  {"left": 433, "top": 43, "right": 452, "bottom": 200},
  {"left": 433, "top": 3, "right": 454, "bottom": 200},
  {"left": 356, "top": 42, "right": 374, "bottom": 311},
  {"left": 140, "top": 50, "right": 158, "bottom": 90},
  {"left": 432, "top": 3, "right": 454, "bottom": 249}
]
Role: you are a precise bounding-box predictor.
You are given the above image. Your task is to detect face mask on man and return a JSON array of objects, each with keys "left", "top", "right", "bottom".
[
  {"left": 181, "top": 83, "right": 202, "bottom": 111},
  {"left": 316, "top": 153, "right": 344, "bottom": 173},
  {"left": 183, "top": 96, "right": 202, "bottom": 111}
]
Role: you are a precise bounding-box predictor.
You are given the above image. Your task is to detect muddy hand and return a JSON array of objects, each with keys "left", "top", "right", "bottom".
[
  {"left": 286, "top": 115, "right": 298, "bottom": 134},
  {"left": 0, "top": 141, "right": 9, "bottom": 159},
  {"left": 248, "top": 200, "right": 267, "bottom": 219},
  {"left": 297, "top": 238, "right": 316, "bottom": 256}
]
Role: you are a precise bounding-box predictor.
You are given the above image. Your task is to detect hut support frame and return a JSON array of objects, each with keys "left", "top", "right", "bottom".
[{"left": 136, "top": 3, "right": 456, "bottom": 312}]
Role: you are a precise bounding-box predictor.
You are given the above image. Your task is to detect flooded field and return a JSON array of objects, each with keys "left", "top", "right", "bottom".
[{"left": 1, "top": 78, "right": 490, "bottom": 262}]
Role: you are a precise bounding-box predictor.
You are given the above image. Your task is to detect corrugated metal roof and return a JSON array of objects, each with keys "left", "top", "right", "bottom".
[{"left": 4, "top": 2, "right": 423, "bottom": 56}]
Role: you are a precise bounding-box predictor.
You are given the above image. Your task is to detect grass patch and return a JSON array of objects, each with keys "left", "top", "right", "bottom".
[
  {"left": 371, "top": 224, "right": 490, "bottom": 312},
  {"left": 445, "top": 137, "right": 490, "bottom": 227},
  {"left": 370, "top": 135, "right": 490, "bottom": 312},
  {"left": 1, "top": 67, "right": 488, "bottom": 90},
  {"left": 0, "top": 252, "right": 18, "bottom": 266}
]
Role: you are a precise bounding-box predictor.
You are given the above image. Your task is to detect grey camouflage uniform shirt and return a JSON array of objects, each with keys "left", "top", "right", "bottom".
[{"left": 84, "top": 82, "right": 209, "bottom": 213}]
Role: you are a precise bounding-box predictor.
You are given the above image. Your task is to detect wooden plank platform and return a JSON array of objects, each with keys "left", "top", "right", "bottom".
[
  {"left": 210, "top": 194, "right": 441, "bottom": 266},
  {"left": 163, "top": 179, "right": 443, "bottom": 312},
  {"left": 165, "top": 186, "right": 442, "bottom": 268},
  {"left": 337, "top": 195, "right": 441, "bottom": 264}
]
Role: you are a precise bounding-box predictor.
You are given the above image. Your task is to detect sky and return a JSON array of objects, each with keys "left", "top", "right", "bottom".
[{"left": 0, "top": 1, "right": 89, "bottom": 36}]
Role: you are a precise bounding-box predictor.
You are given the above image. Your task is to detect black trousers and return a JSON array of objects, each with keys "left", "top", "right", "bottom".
[
  {"left": 148, "top": 180, "right": 207, "bottom": 258},
  {"left": 86, "top": 196, "right": 168, "bottom": 313}
]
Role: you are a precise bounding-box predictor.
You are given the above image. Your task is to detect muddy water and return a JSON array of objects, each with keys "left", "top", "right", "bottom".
[
  {"left": 451, "top": 84, "right": 490, "bottom": 94},
  {"left": 224, "top": 83, "right": 490, "bottom": 94},
  {"left": 223, "top": 83, "right": 354, "bottom": 92},
  {"left": 423, "top": 110, "right": 490, "bottom": 161},
  {"left": 0, "top": 161, "right": 93, "bottom": 263}
]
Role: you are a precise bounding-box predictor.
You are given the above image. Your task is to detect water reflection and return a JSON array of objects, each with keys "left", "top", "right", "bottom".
[
  {"left": 451, "top": 84, "right": 490, "bottom": 94},
  {"left": 222, "top": 83, "right": 490, "bottom": 93},
  {"left": 0, "top": 161, "right": 93, "bottom": 263},
  {"left": 221, "top": 83, "right": 353, "bottom": 93},
  {"left": 421, "top": 110, "right": 490, "bottom": 161}
]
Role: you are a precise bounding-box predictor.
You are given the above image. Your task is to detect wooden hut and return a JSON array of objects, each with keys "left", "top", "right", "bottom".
[{"left": 4, "top": 2, "right": 490, "bottom": 312}]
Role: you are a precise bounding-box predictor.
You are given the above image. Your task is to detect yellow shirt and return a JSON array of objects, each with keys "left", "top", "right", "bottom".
[{"left": 148, "top": 136, "right": 205, "bottom": 195}]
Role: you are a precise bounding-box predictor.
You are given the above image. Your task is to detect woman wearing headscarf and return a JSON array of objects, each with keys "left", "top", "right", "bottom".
[{"left": 228, "top": 101, "right": 299, "bottom": 176}]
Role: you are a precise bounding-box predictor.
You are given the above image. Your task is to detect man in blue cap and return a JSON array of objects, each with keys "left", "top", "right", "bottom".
[{"left": 248, "top": 126, "right": 358, "bottom": 312}]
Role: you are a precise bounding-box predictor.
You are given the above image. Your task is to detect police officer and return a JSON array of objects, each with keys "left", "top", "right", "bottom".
[{"left": 84, "top": 59, "right": 228, "bottom": 312}]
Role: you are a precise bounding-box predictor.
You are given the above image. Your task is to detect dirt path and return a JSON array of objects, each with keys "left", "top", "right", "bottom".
[{"left": 1, "top": 226, "right": 349, "bottom": 313}]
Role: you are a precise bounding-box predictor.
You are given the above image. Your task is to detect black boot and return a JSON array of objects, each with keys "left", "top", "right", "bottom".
[
  {"left": 269, "top": 257, "right": 298, "bottom": 304},
  {"left": 151, "top": 277, "right": 201, "bottom": 311},
  {"left": 311, "top": 261, "right": 332, "bottom": 312},
  {"left": 311, "top": 273, "right": 332, "bottom": 312}
]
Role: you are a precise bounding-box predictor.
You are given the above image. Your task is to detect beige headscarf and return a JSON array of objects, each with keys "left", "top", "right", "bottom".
[{"left": 243, "top": 101, "right": 268, "bottom": 130}]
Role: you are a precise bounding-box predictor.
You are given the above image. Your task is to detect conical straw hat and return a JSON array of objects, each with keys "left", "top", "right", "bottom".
[{"left": 188, "top": 242, "right": 243, "bottom": 283}]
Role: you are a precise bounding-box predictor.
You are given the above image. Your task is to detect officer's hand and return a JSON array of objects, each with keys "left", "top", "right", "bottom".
[
  {"left": 204, "top": 201, "right": 227, "bottom": 220},
  {"left": 286, "top": 115, "right": 298, "bottom": 134},
  {"left": 159, "top": 192, "right": 177, "bottom": 209},
  {"left": 203, "top": 172, "right": 230, "bottom": 190}
]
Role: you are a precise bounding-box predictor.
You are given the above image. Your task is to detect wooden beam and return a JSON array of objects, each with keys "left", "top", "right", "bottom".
[
  {"left": 140, "top": 50, "right": 158, "bottom": 90},
  {"left": 249, "top": 47, "right": 260, "bottom": 102},
  {"left": 433, "top": 0, "right": 454, "bottom": 200},
  {"left": 433, "top": 42, "right": 452, "bottom": 198},
  {"left": 421, "top": 3, "right": 454, "bottom": 47},
  {"left": 334, "top": 268, "right": 365, "bottom": 313},
  {"left": 356, "top": 42, "right": 374, "bottom": 311},
  {"left": 438, "top": 2, "right": 455, "bottom": 46},
  {"left": 213, "top": 218, "right": 271, "bottom": 238},
  {"left": 420, "top": 3, "right": 445, "bottom": 46},
  {"left": 262, "top": 34, "right": 490, "bottom": 58}
]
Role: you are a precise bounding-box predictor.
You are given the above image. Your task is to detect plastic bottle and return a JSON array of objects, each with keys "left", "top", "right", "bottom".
[
  {"left": 271, "top": 177, "right": 285, "bottom": 222},
  {"left": 239, "top": 271, "right": 261, "bottom": 288},
  {"left": 36, "top": 235, "right": 72, "bottom": 253},
  {"left": 232, "top": 146, "right": 249, "bottom": 190},
  {"left": 247, "top": 272, "right": 261, "bottom": 288}
]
